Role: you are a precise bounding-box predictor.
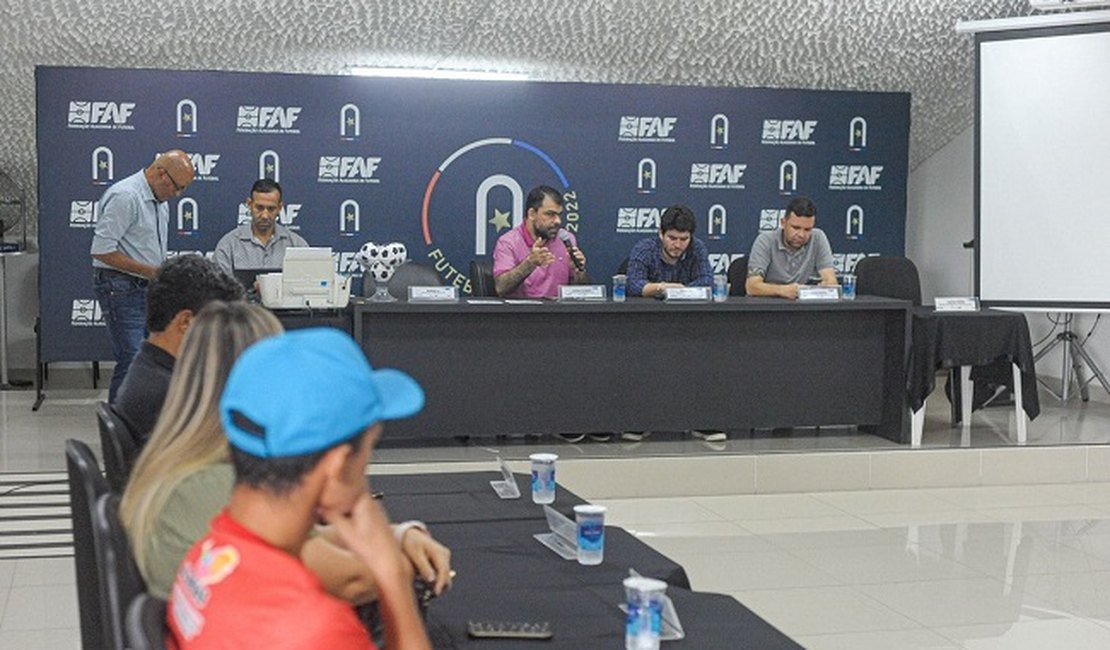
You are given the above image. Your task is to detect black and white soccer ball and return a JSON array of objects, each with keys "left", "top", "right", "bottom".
[
  {"left": 380, "top": 242, "right": 407, "bottom": 268},
  {"left": 368, "top": 261, "right": 396, "bottom": 283},
  {"left": 355, "top": 241, "right": 382, "bottom": 271}
]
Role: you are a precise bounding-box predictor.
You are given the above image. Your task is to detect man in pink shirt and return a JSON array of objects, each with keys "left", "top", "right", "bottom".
[{"left": 492, "top": 185, "right": 589, "bottom": 298}]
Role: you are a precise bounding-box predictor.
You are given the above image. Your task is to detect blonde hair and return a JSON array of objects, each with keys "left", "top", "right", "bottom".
[{"left": 120, "top": 301, "right": 282, "bottom": 574}]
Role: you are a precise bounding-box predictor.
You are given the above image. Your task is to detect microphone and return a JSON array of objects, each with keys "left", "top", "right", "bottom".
[{"left": 558, "top": 229, "right": 585, "bottom": 271}]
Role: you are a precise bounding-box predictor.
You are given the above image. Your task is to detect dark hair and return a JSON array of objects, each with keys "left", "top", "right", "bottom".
[
  {"left": 229, "top": 434, "right": 361, "bottom": 496},
  {"left": 146, "top": 255, "right": 244, "bottom": 332},
  {"left": 660, "top": 205, "right": 696, "bottom": 234},
  {"left": 250, "top": 178, "right": 283, "bottom": 201},
  {"left": 785, "top": 196, "right": 817, "bottom": 219},
  {"left": 525, "top": 185, "right": 563, "bottom": 212}
]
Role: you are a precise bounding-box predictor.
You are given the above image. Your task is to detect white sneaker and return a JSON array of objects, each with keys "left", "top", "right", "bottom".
[
  {"left": 587, "top": 433, "right": 613, "bottom": 442},
  {"left": 558, "top": 433, "right": 586, "bottom": 443},
  {"left": 691, "top": 430, "right": 726, "bottom": 442},
  {"left": 620, "top": 431, "right": 650, "bottom": 442}
]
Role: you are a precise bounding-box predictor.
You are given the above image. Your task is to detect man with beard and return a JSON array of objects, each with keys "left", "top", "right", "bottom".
[
  {"left": 492, "top": 185, "right": 588, "bottom": 298},
  {"left": 214, "top": 178, "right": 308, "bottom": 274},
  {"left": 625, "top": 204, "right": 713, "bottom": 297}
]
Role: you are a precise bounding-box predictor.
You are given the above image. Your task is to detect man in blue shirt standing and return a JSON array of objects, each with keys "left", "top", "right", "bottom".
[
  {"left": 626, "top": 204, "right": 713, "bottom": 298},
  {"left": 90, "top": 149, "right": 195, "bottom": 401}
]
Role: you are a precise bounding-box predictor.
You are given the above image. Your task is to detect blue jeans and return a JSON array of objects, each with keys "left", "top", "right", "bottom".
[{"left": 93, "top": 269, "right": 148, "bottom": 402}]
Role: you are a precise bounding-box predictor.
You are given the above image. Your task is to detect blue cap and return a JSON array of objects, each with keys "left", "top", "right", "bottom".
[{"left": 220, "top": 328, "right": 424, "bottom": 458}]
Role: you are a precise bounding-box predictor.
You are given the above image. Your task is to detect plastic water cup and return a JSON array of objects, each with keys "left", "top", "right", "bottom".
[
  {"left": 529, "top": 453, "right": 558, "bottom": 504},
  {"left": 258, "top": 273, "right": 282, "bottom": 306},
  {"left": 574, "top": 504, "right": 606, "bottom": 566},
  {"left": 712, "top": 274, "right": 728, "bottom": 302},
  {"left": 612, "top": 274, "right": 627, "bottom": 302},
  {"left": 624, "top": 576, "right": 667, "bottom": 650},
  {"left": 841, "top": 273, "right": 857, "bottom": 300}
]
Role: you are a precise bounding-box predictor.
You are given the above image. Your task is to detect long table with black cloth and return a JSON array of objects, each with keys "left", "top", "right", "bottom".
[
  {"left": 374, "top": 472, "right": 802, "bottom": 649},
  {"left": 352, "top": 296, "right": 912, "bottom": 443}
]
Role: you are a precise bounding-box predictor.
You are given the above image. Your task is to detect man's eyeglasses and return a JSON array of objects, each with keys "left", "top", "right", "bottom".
[{"left": 159, "top": 166, "right": 184, "bottom": 194}]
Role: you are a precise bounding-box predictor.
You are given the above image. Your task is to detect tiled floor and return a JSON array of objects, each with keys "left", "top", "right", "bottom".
[{"left": 5, "top": 375, "right": 1110, "bottom": 648}]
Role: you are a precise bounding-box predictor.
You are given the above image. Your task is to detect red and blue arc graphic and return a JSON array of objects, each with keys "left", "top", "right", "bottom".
[{"left": 421, "top": 138, "right": 570, "bottom": 245}]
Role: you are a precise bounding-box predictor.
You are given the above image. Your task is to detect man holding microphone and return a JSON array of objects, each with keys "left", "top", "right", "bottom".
[{"left": 493, "top": 185, "right": 588, "bottom": 298}]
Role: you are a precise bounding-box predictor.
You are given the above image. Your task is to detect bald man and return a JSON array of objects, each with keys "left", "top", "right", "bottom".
[{"left": 91, "top": 150, "right": 195, "bottom": 400}]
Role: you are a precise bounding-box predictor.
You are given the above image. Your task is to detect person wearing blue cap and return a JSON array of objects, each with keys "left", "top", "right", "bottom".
[{"left": 166, "top": 328, "right": 433, "bottom": 649}]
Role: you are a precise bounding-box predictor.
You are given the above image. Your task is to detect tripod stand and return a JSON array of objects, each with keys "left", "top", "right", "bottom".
[{"left": 1033, "top": 313, "right": 1110, "bottom": 402}]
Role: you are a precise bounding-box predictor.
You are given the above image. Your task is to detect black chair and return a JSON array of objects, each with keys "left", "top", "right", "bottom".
[
  {"left": 615, "top": 257, "right": 629, "bottom": 275},
  {"left": 854, "top": 256, "right": 922, "bottom": 306},
  {"left": 97, "top": 401, "right": 138, "bottom": 493},
  {"left": 727, "top": 256, "right": 748, "bottom": 296},
  {"left": 469, "top": 260, "right": 496, "bottom": 297},
  {"left": 127, "top": 593, "right": 168, "bottom": 650},
  {"left": 93, "top": 492, "right": 149, "bottom": 650},
  {"left": 362, "top": 261, "right": 443, "bottom": 300},
  {"left": 66, "top": 439, "right": 110, "bottom": 650}
]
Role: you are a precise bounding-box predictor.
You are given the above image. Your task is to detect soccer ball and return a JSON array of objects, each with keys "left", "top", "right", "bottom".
[
  {"left": 369, "top": 261, "right": 396, "bottom": 283},
  {"left": 381, "top": 242, "right": 407, "bottom": 268},
  {"left": 355, "top": 241, "right": 381, "bottom": 271}
]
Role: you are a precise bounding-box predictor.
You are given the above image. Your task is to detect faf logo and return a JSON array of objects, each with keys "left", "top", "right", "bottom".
[
  {"left": 690, "top": 163, "right": 746, "bottom": 190},
  {"left": 832, "top": 253, "right": 876, "bottom": 274},
  {"left": 71, "top": 300, "right": 105, "bottom": 327},
  {"left": 829, "top": 165, "right": 883, "bottom": 191},
  {"left": 759, "top": 209, "right": 784, "bottom": 231},
  {"left": 619, "top": 116, "right": 677, "bottom": 143},
  {"left": 69, "top": 201, "right": 98, "bottom": 228},
  {"left": 340, "top": 103, "right": 361, "bottom": 140},
  {"left": 68, "top": 101, "right": 136, "bottom": 130},
  {"left": 710, "top": 114, "right": 729, "bottom": 149},
  {"left": 188, "top": 153, "right": 220, "bottom": 182},
  {"left": 318, "top": 156, "right": 382, "bottom": 184},
  {"left": 616, "top": 207, "right": 662, "bottom": 234},
  {"left": 176, "top": 99, "right": 198, "bottom": 137},
  {"left": 237, "top": 202, "right": 302, "bottom": 230},
  {"left": 236, "top": 106, "right": 302, "bottom": 134},
  {"left": 708, "top": 253, "right": 744, "bottom": 275},
  {"left": 762, "top": 120, "right": 817, "bottom": 145},
  {"left": 339, "top": 199, "right": 361, "bottom": 236}
]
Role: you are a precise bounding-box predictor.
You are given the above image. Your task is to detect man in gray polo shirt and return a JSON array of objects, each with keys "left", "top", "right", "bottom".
[
  {"left": 213, "top": 178, "right": 308, "bottom": 274},
  {"left": 746, "top": 196, "right": 837, "bottom": 300}
]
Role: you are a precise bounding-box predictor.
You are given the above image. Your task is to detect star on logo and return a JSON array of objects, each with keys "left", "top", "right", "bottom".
[
  {"left": 716, "top": 125, "right": 725, "bottom": 135},
  {"left": 99, "top": 161, "right": 108, "bottom": 170},
  {"left": 642, "top": 170, "right": 653, "bottom": 179},
  {"left": 488, "top": 209, "right": 511, "bottom": 232},
  {"left": 265, "top": 164, "right": 275, "bottom": 173},
  {"left": 784, "top": 172, "right": 793, "bottom": 181},
  {"left": 182, "top": 114, "right": 192, "bottom": 123},
  {"left": 855, "top": 128, "right": 863, "bottom": 138},
  {"left": 346, "top": 211, "right": 356, "bottom": 223},
  {"left": 714, "top": 216, "right": 723, "bottom": 226},
  {"left": 183, "top": 210, "right": 193, "bottom": 222},
  {"left": 346, "top": 117, "right": 355, "bottom": 126}
]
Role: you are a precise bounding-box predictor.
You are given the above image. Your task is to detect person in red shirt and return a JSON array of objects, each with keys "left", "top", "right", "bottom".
[{"left": 167, "top": 328, "right": 432, "bottom": 649}]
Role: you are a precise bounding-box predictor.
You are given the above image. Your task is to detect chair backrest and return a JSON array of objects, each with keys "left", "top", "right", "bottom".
[
  {"left": 854, "top": 256, "right": 922, "bottom": 306},
  {"left": 93, "top": 492, "right": 148, "bottom": 650},
  {"left": 127, "top": 593, "right": 168, "bottom": 650},
  {"left": 66, "top": 439, "right": 110, "bottom": 650},
  {"left": 97, "top": 401, "right": 138, "bottom": 493},
  {"left": 362, "top": 262, "right": 443, "bottom": 299},
  {"left": 469, "top": 260, "right": 496, "bottom": 297},
  {"left": 727, "top": 256, "right": 749, "bottom": 296},
  {"left": 615, "top": 257, "right": 629, "bottom": 276}
]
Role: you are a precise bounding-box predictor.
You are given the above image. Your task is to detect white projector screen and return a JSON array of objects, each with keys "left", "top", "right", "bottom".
[{"left": 977, "top": 24, "right": 1110, "bottom": 308}]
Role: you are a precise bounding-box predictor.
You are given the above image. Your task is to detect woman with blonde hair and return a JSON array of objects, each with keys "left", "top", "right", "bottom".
[{"left": 120, "top": 301, "right": 452, "bottom": 601}]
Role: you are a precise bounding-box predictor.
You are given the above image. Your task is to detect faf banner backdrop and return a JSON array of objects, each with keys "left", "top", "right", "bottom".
[{"left": 36, "top": 66, "right": 909, "bottom": 362}]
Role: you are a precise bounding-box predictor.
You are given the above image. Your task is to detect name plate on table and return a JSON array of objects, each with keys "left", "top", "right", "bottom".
[
  {"left": 558, "top": 285, "right": 607, "bottom": 302},
  {"left": 662, "top": 287, "right": 710, "bottom": 302},
  {"left": 408, "top": 286, "right": 459, "bottom": 302},
  {"left": 798, "top": 286, "right": 840, "bottom": 301},
  {"left": 935, "top": 297, "right": 980, "bottom": 312}
]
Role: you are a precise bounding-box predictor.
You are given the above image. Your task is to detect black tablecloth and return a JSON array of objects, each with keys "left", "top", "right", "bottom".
[
  {"left": 909, "top": 308, "right": 1040, "bottom": 420},
  {"left": 376, "top": 473, "right": 799, "bottom": 649}
]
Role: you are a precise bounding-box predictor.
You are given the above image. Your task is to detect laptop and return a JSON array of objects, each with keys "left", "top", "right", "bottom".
[{"left": 231, "top": 267, "right": 281, "bottom": 300}]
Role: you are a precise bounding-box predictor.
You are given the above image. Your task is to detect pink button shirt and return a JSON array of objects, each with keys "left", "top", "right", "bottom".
[{"left": 492, "top": 223, "right": 577, "bottom": 299}]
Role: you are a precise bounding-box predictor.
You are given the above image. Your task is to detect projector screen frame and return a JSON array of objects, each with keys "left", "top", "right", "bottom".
[{"left": 974, "top": 20, "right": 1110, "bottom": 310}]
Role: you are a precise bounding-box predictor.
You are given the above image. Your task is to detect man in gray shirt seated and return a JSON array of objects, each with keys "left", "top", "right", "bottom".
[
  {"left": 213, "top": 179, "right": 308, "bottom": 274},
  {"left": 746, "top": 196, "right": 838, "bottom": 300}
]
